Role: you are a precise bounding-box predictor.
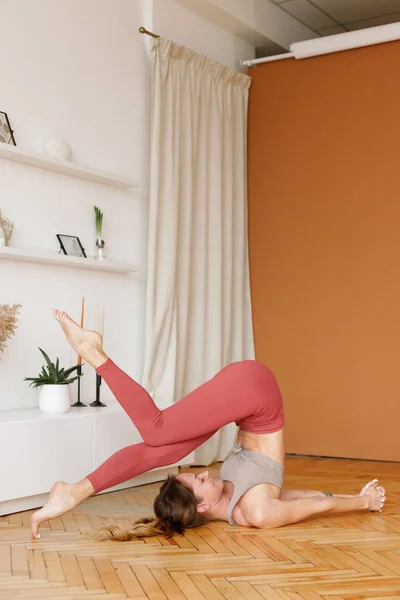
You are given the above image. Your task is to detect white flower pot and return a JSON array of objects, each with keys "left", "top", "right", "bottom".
[{"left": 38, "top": 385, "right": 71, "bottom": 414}]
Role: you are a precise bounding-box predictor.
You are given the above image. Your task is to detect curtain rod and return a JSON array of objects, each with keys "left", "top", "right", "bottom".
[
  {"left": 241, "top": 22, "right": 400, "bottom": 67},
  {"left": 138, "top": 26, "right": 160, "bottom": 39}
]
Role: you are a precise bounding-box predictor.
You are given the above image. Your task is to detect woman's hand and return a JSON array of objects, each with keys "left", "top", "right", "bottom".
[{"left": 358, "top": 479, "right": 386, "bottom": 512}]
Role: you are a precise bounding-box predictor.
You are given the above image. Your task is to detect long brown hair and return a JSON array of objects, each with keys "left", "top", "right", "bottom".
[{"left": 92, "top": 474, "right": 206, "bottom": 542}]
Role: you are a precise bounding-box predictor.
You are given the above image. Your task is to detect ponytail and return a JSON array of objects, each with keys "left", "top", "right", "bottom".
[{"left": 90, "top": 516, "right": 177, "bottom": 542}]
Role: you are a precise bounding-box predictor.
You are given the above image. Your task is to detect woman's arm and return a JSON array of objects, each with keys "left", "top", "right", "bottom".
[
  {"left": 246, "top": 481, "right": 385, "bottom": 529},
  {"left": 280, "top": 479, "right": 385, "bottom": 502},
  {"left": 280, "top": 489, "right": 354, "bottom": 500},
  {"left": 248, "top": 496, "right": 367, "bottom": 528}
]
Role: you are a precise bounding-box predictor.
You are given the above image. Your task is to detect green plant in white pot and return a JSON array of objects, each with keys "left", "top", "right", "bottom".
[{"left": 24, "top": 348, "right": 82, "bottom": 414}]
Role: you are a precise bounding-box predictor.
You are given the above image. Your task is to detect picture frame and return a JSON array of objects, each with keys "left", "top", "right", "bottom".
[
  {"left": 56, "top": 234, "right": 87, "bottom": 258},
  {"left": 0, "top": 111, "right": 16, "bottom": 146}
]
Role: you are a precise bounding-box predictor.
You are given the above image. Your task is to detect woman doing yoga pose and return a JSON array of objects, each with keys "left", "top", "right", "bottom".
[{"left": 30, "top": 310, "right": 386, "bottom": 541}]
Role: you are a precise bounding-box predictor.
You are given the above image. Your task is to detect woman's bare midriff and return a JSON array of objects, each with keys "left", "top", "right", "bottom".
[
  {"left": 236, "top": 428, "right": 285, "bottom": 465},
  {"left": 229, "top": 428, "right": 285, "bottom": 526}
]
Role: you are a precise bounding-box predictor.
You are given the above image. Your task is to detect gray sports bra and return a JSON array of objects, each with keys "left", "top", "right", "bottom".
[{"left": 219, "top": 443, "right": 284, "bottom": 525}]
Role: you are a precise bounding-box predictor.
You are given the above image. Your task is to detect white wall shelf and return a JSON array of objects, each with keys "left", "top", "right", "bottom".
[
  {"left": 0, "top": 246, "right": 139, "bottom": 274},
  {"left": 0, "top": 141, "right": 138, "bottom": 190}
]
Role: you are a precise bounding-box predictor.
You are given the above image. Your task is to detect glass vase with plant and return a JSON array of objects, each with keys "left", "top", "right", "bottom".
[{"left": 94, "top": 205, "right": 105, "bottom": 260}]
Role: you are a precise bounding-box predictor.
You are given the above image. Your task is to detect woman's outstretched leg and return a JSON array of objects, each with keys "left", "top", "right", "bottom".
[
  {"left": 31, "top": 430, "right": 213, "bottom": 539},
  {"left": 52, "top": 310, "right": 284, "bottom": 448}
]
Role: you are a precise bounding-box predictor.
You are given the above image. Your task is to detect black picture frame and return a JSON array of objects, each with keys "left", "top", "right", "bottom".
[
  {"left": 0, "top": 111, "right": 16, "bottom": 146},
  {"left": 57, "top": 234, "right": 87, "bottom": 258}
]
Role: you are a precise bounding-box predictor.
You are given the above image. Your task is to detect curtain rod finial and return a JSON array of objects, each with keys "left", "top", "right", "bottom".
[{"left": 138, "top": 26, "right": 160, "bottom": 38}]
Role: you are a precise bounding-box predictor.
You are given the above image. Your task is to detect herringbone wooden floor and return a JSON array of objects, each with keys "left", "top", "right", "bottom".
[{"left": 1, "top": 457, "right": 400, "bottom": 600}]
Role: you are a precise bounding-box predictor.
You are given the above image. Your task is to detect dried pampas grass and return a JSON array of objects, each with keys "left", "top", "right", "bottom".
[{"left": 0, "top": 304, "right": 22, "bottom": 354}]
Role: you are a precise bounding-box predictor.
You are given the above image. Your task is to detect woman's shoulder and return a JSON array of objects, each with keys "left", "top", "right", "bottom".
[{"left": 232, "top": 483, "right": 279, "bottom": 527}]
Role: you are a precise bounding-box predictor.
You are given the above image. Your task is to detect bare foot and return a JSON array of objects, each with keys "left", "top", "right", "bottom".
[
  {"left": 31, "top": 482, "right": 78, "bottom": 539},
  {"left": 359, "top": 479, "right": 386, "bottom": 512},
  {"left": 31, "top": 478, "right": 94, "bottom": 539},
  {"left": 52, "top": 309, "right": 107, "bottom": 369}
]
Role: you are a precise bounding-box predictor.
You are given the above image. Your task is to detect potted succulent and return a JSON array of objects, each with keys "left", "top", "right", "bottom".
[{"left": 24, "top": 348, "right": 82, "bottom": 414}]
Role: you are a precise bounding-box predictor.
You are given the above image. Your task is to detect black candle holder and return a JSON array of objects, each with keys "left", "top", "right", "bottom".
[
  {"left": 90, "top": 373, "right": 107, "bottom": 407},
  {"left": 71, "top": 365, "right": 87, "bottom": 407}
]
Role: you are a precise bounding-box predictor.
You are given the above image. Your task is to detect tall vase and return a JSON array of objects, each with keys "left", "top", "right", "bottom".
[
  {"left": 0, "top": 213, "right": 13, "bottom": 247},
  {"left": 95, "top": 238, "right": 106, "bottom": 260},
  {"left": 0, "top": 221, "right": 6, "bottom": 247}
]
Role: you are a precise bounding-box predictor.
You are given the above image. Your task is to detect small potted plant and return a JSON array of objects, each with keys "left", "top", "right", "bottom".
[{"left": 24, "top": 348, "right": 82, "bottom": 414}]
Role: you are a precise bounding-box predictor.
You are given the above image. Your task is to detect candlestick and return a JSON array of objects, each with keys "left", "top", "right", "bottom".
[
  {"left": 90, "top": 373, "right": 107, "bottom": 407},
  {"left": 73, "top": 297, "right": 86, "bottom": 406},
  {"left": 95, "top": 297, "right": 99, "bottom": 333},
  {"left": 80, "top": 296, "right": 85, "bottom": 327},
  {"left": 90, "top": 299, "right": 106, "bottom": 408},
  {"left": 77, "top": 296, "right": 85, "bottom": 366},
  {"left": 100, "top": 307, "right": 104, "bottom": 338},
  {"left": 71, "top": 364, "right": 86, "bottom": 407}
]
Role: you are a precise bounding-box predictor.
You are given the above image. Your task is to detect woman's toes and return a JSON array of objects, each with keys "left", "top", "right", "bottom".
[{"left": 30, "top": 514, "right": 42, "bottom": 539}]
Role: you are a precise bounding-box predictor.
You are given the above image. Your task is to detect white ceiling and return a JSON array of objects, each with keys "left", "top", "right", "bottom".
[{"left": 270, "top": 0, "right": 400, "bottom": 36}]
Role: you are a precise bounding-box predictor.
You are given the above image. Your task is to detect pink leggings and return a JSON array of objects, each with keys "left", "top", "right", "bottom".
[{"left": 86, "top": 359, "right": 284, "bottom": 493}]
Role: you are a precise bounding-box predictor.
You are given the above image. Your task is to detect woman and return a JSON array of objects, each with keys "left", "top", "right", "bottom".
[{"left": 30, "top": 310, "right": 386, "bottom": 541}]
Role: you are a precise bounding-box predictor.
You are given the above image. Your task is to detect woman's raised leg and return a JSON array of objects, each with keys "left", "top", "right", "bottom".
[{"left": 52, "top": 310, "right": 283, "bottom": 448}]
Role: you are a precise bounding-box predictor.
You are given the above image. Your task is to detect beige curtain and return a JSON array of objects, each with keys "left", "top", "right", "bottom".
[{"left": 142, "top": 38, "right": 254, "bottom": 465}]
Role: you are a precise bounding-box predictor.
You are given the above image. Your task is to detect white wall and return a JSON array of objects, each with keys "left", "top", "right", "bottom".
[
  {"left": 0, "top": 0, "right": 254, "bottom": 412},
  {"left": 0, "top": 0, "right": 150, "bottom": 410}
]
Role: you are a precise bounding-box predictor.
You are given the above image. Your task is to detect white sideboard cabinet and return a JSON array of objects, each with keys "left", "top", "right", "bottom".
[{"left": 0, "top": 402, "right": 194, "bottom": 515}]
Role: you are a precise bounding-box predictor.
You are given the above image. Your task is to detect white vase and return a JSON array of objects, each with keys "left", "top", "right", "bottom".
[
  {"left": 95, "top": 238, "right": 106, "bottom": 260},
  {"left": 44, "top": 138, "right": 72, "bottom": 161},
  {"left": 38, "top": 385, "right": 71, "bottom": 414}
]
